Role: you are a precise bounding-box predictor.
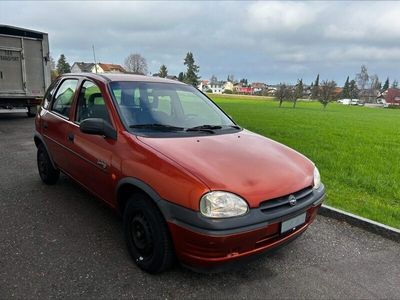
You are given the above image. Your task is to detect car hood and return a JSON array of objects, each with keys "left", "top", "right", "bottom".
[{"left": 137, "top": 130, "right": 314, "bottom": 207}]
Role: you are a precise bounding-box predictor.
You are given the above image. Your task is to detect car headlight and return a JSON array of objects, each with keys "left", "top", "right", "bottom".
[
  {"left": 313, "top": 167, "right": 321, "bottom": 190},
  {"left": 200, "top": 191, "right": 249, "bottom": 218}
]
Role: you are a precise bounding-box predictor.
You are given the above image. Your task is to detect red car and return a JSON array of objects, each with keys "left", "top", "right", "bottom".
[{"left": 34, "top": 73, "right": 325, "bottom": 273}]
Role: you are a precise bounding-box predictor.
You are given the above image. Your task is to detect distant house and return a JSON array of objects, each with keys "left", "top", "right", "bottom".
[
  {"left": 92, "top": 63, "right": 126, "bottom": 73},
  {"left": 333, "top": 87, "right": 343, "bottom": 98},
  {"left": 209, "top": 81, "right": 225, "bottom": 94},
  {"left": 223, "top": 81, "right": 234, "bottom": 92},
  {"left": 198, "top": 80, "right": 210, "bottom": 92},
  {"left": 384, "top": 88, "right": 400, "bottom": 106},
  {"left": 251, "top": 82, "right": 266, "bottom": 94},
  {"left": 239, "top": 86, "right": 253, "bottom": 94},
  {"left": 166, "top": 75, "right": 178, "bottom": 80},
  {"left": 71, "top": 62, "right": 95, "bottom": 73},
  {"left": 153, "top": 73, "right": 178, "bottom": 80}
]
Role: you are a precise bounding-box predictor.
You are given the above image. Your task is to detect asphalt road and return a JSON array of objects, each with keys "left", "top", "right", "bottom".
[{"left": 1, "top": 112, "right": 399, "bottom": 299}]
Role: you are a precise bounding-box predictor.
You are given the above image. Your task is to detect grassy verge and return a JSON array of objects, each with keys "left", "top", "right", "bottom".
[{"left": 209, "top": 94, "right": 400, "bottom": 229}]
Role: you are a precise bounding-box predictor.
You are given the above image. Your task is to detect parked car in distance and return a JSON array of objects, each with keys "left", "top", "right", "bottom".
[
  {"left": 377, "top": 98, "right": 389, "bottom": 108},
  {"left": 350, "top": 99, "right": 361, "bottom": 105},
  {"left": 34, "top": 73, "right": 325, "bottom": 273},
  {"left": 337, "top": 99, "right": 351, "bottom": 105}
]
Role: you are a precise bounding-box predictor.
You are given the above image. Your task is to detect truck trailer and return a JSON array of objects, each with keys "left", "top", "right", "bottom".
[{"left": 0, "top": 25, "right": 51, "bottom": 117}]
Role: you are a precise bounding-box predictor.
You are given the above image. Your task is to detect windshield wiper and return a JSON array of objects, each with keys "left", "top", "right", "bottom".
[
  {"left": 129, "top": 124, "right": 184, "bottom": 131},
  {"left": 185, "top": 125, "right": 222, "bottom": 134}
]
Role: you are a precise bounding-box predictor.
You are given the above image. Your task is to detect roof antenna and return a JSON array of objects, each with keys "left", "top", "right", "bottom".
[{"left": 92, "top": 44, "right": 98, "bottom": 74}]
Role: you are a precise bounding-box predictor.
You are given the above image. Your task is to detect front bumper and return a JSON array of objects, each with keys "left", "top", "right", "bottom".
[{"left": 159, "top": 184, "right": 325, "bottom": 271}]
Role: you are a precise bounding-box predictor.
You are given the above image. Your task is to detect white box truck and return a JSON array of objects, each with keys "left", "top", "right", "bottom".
[{"left": 0, "top": 25, "right": 51, "bottom": 117}]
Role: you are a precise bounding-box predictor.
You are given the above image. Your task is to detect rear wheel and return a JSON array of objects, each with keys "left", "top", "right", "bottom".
[
  {"left": 37, "top": 143, "right": 59, "bottom": 185},
  {"left": 123, "top": 193, "right": 175, "bottom": 273}
]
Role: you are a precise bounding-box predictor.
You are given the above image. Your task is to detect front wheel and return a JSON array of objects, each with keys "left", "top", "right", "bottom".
[
  {"left": 37, "top": 144, "right": 60, "bottom": 185},
  {"left": 123, "top": 194, "right": 175, "bottom": 273}
]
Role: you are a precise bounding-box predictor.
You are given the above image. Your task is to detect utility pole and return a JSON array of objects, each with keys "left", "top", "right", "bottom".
[{"left": 92, "top": 44, "right": 97, "bottom": 74}]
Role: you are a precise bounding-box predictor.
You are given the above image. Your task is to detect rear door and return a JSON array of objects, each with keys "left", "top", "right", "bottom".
[
  {"left": 24, "top": 38, "right": 45, "bottom": 96},
  {"left": 0, "top": 35, "right": 24, "bottom": 94},
  {"left": 41, "top": 78, "right": 79, "bottom": 172}
]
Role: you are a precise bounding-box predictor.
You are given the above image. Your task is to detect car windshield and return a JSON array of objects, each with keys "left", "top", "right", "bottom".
[{"left": 109, "top": 81, "right": 237, "bottom": 135}]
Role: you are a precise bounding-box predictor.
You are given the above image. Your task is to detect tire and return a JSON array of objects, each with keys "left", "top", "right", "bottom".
[
  {"left": 123, "top": 193, "right": 175, "bottom": 273},
  {"left": 27, "top": 106, "right": 37, "bottom": 117},
  {"left": 37, "top": 143, "right": 60, "bottom": 185}
]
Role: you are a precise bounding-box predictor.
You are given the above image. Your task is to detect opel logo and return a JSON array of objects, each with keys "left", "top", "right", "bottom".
[{"left": 288, "top": 195, "right": 297, "bottom": 206}]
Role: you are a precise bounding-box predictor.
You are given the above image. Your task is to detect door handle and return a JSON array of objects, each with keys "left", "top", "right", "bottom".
[
  {"left": 43, "top": 122, "right": 48, "bottom": 129},
  {"left": 67, "top": 132, "right": 74, "bottom": 142}
]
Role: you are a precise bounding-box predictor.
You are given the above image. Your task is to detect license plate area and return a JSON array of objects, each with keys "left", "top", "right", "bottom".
[{"left": 281, "top": 212, "right": 306, "bottom": 234}]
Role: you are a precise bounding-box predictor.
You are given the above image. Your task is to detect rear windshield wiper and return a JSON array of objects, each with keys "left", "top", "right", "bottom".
[
  {"left": 185, "top": 125, "right": 222, "bottom": 134},
  {"left": 129, "top": 124, "right": 184, "bottom": 131}
]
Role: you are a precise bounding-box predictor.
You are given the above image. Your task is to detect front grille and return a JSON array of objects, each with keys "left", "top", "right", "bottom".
[{"left": 259, "top": 186, "right": 314, "bottom": 214}]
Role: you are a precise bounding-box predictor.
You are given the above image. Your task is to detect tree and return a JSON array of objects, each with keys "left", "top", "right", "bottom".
[
  {"left": 355, "top": 65, "right": 369, "bottom": 100},
  {"left": 292, "top": 79, "right": 303, "bottom": 108},
  {"left": 342, "top": 76, "right": 350, "bottom": 98},
  {"left": 56, "top": 54, "right": 71, "bottom": 75},
  {"left": 183, "top": 52, "right": 200, "bottom": 86},
  {"left": 240, "top": 78, "right": 248, "bottom": 86},
  {"left": 311, "top": 74, "right": 320, "bottom": 99},
  {"left": 124, "top": 53, "right": 148, "bottom": 75},
  {"left": 159, "top": 64, "right": 168, "bottom": 78},
  {"left": 368, "top": 74, "right": 380, "bottom": 102},
  {"left": 49, "top": 56, "right": 58, "bottom": 81},
  {"left": 210, "top": 75, "right": 218, "bottom": 84},
  {"left": 391, "top": 80, "right": 398, "bottom": 89},
  {"left": 275, "top": 83, "right": 288, "bottom": 107},
  {"left": 227, "top": 74, "right": 235, "bottom": 83},
  {"left": 319, "top": 80, "right": 337, "bottom": 109},
  {"left": 349, "top": 80, "right": 359, "bottom": 99},
  {"left": 178, "top": 72, "right": 184, "bottom": 82},
  {"left": 382, "top": 78, "right": 389, "bottom": 91}
]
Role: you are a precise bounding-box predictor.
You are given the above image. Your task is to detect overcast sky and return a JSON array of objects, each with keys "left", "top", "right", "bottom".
[{"left": 1, "top": 1, "right": 400, "bottom": 85}]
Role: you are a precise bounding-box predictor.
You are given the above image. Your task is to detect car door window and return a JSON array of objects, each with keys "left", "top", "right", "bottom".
[
  {"left": 52, "top": 79, "right": 78, "bottom": 118},
  {"left": 76, "top": 81, "right": 111, "bottom": 124},
  {"left": 42, "top": 79, "right": 60, "bottom": 109}
]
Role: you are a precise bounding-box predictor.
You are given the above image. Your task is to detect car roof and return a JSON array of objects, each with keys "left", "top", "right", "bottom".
[{"left": 62, "top": 73, "right": 186, "bottom": 85}]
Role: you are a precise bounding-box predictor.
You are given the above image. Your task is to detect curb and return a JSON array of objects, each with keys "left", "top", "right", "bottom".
[{"left": 319, "top": 204, "right": 400, "bottom": 242}]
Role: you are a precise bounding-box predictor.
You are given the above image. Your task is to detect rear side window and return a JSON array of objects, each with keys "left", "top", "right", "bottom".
[
  {"left": 52, "top": 79, "right": 78, "bottom": 118},
  {"left": 42, "top": 79, "right": 60, "bottom": 109}
]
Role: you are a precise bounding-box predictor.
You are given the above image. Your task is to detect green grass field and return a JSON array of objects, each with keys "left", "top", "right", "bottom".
[{"left": 209, "top": 94, "right": 400, "bottom": 229}]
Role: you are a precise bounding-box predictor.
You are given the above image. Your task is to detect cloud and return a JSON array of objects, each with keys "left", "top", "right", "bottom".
[{"left": 2, "top": 1, "right": 400, "bottom": 83}]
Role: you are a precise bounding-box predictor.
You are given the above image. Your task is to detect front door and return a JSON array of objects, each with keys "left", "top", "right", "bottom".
[{"left": 66, "top": 80, "right": 117, "bottom": 204}]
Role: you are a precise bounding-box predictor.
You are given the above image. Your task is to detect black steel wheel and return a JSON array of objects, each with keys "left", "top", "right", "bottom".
[
  {"left": 37, "top": 143, "right": 59, "bottom": 185},
  {"left": 123, "top": 193, "right": 175, "bottom": 273}
]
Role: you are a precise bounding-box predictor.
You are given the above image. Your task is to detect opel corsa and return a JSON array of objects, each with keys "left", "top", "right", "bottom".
[{"left": 34, "top": 74, "right": 325, "bottom": 273}]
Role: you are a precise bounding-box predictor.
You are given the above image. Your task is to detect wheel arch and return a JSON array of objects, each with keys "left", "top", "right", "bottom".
[
  {"left": 116, "top": 177, "right": 169, "bottom": 218},
  {"left": 34, "top": 132, "right": 57, "bottom": 169}
]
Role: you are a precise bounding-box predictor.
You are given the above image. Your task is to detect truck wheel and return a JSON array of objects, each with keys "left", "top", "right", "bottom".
[
  {"left": 27, "top": 106, "right": 37, "bottom": 117},
  {"left": 37, "top": 144, "right": 59, "bottom": 185},
  {"left": 123, "top": 193, "right": 175, "bottom": 273}
]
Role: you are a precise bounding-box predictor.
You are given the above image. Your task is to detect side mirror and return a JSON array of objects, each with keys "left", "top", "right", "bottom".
[{"left": 80, "top": 118, "right": 117, "bottom": 140}]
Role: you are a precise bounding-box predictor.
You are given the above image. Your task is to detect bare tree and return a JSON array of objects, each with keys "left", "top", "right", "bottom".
[
  {"left": 369, "top": 74, "right": 380, "bottom": 102},
  {"left": 124, "top": 53, "right": 148, "bottom": 75},
  {"left": 210, "top": 75, "right": 218, "bottom": 84},
  {"left": 355, "top": 65, "right": 369, "bottom": 100},
  {"left": 319, "top": 80, "right": 337, "bottom": 109},
  {"left": 292, "top": 79, "right": 303, "bottom": 108},
  {"left": 276, "top": 83, "right": 288, "bottom": 107}
]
